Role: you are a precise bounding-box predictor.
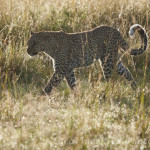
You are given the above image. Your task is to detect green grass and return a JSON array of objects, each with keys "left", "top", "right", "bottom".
[{"left": 0, "top": 0, "right": 150, "bottom": 149}]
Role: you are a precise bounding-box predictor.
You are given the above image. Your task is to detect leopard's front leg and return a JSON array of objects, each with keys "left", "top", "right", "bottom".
[
  {"left": 65, "top": 70, "right": 76, "bottom": 89},
  {"left": 41, "top": 72, "right": 64, "bottom": 95}
]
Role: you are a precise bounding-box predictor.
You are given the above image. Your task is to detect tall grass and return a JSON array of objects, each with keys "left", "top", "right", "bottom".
[{"left": 0, "top": 0, "right": 150, "bottom": 149}]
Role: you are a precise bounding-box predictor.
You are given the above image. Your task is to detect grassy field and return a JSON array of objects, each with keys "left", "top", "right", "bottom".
[{"left": 0, "top": 0, "right": 150, "bottom": 149}]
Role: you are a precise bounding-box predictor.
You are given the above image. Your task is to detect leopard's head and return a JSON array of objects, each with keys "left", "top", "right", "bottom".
[{"left": 27, "top": 31, "right": 44, "bottom": 56}]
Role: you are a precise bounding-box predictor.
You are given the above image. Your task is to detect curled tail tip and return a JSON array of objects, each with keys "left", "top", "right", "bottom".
[
  {"left": 129, "top": 24, "right": 148, "bottom": 56},
  {"left": 129, "top": 24, "right": 146, "bottom": 38}
]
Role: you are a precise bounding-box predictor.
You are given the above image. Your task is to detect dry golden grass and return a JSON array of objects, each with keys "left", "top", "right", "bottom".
[
  {"left": 0, "top": 81, "right": 150, "bottom": 149},
  {"left": 0, "top": 0, "right": 150, "bottom": 149}
]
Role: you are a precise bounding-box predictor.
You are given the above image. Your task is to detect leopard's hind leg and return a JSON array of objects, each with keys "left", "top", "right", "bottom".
[
  {"left": 99, "top": 54, "right": 116, "bottom": 100},
  {"left": 117, "top": 61, "right": 137, "bottom": 89},
  {"left": 100, "top": 54, "right": 115, "bottom": 80}
]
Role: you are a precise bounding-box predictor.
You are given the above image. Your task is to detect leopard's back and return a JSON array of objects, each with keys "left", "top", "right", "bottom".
[{"left": 67, "top": 26, "right": 126, "bottom": 69}]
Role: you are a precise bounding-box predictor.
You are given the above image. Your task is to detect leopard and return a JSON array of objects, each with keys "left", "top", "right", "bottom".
[{"left": 27, "top": 24, "right": 148, "bottom": 95}]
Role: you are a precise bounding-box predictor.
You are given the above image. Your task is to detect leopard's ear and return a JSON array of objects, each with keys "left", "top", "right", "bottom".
[{"left": 31, "top": 31, "right": 34, "bottom": 35}]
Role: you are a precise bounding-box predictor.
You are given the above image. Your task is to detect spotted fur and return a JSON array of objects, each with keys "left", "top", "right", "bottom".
[{"left": 27, "top": 24, "right": 148, "bottom": 95}]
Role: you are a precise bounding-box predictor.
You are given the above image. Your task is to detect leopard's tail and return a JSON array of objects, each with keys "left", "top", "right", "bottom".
[{"left": 129, "top": 24, "right": 148, "bottom": 56}]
